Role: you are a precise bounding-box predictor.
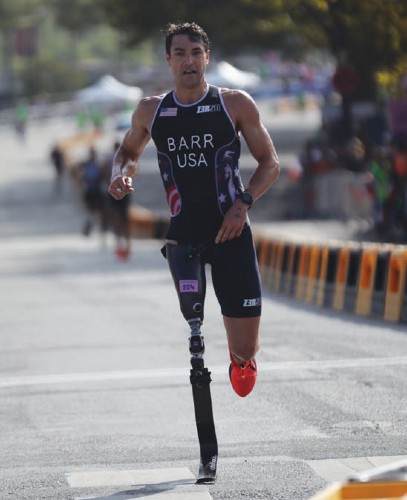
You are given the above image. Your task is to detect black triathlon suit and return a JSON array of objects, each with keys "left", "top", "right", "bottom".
[{"left": 150, "top": 85, "right": 261, "bottom": 317}]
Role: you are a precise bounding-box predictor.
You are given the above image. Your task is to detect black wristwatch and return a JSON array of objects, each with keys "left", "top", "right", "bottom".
[{"left": 236, "top": 191, "right": 253, "bottom": 208}]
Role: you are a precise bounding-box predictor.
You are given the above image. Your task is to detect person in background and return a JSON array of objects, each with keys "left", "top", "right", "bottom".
[
  {"left": 14, "top": 100, "right": 29, "bottom": 141},
  {"left": 50, "top": 143, "right": 65, "bottom": 194},
  {"left": 103, "top": 141, "right": 132, "bottom": 260},
  {"left": 81, "top": 147, "right": 109, "bottom": 240}
]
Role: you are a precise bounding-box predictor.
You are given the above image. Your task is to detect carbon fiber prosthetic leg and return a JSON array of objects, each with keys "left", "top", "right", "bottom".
[{"left": 166, "top": 243, "right": 218, "bottom": 484}]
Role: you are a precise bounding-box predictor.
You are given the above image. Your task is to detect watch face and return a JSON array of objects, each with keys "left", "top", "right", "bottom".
[{"left": 239, "top": 192, "right": 253, "bottom": 206}]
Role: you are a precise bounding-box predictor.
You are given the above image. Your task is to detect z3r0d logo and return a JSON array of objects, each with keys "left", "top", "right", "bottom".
[
  {"left": 243, "top": 297, "right": 262, "bottom": 307},
  {"left": 197, "top": 104, "right": 221, "bottom": 114}
]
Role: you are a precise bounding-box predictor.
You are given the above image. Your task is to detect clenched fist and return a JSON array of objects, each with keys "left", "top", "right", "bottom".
[{"left": 109, "top": 176, "right": 134, "bottom": 200}]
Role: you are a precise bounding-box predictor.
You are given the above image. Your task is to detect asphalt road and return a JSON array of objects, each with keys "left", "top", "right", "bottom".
[{"left": 1, "top": 114, "right": 407, "bottom": 500}]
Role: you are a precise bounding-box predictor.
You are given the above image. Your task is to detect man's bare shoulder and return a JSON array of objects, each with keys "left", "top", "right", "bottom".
[
  {"left": 220, "top": 87, "right": 254, "bottom": 105},
  {"left": 219, "top": 87, "right": 259, "bottom": 125},
  {"left": 138, "top": 94, "right": 164, "bottom": 110},
  {"left": 133, "top": 94, "right": 164, "bottom": 127}
]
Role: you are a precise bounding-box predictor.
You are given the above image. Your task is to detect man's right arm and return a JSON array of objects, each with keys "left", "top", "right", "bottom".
[{"left": 109, "top": 97, "right": 158, "bottom": 200}]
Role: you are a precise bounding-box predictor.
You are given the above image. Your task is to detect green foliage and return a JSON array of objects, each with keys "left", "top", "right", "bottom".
[
  {"left": 0, "top": 0, "right": 46, "bottom": 31},
  {"left": 2, "top": 0, "right": 407, "bottom": 101},
  {"left": 98, "top": 0, "right": 407, "bottom": 98},
  {"left": 19, "top": 55, "right": 87, "bottom": 96},
  {"left": 99, "top": 0, "right": 285, "bottom": 55},
  {"left": 47, "top": 0, "right": 104, "bottom": 33}
]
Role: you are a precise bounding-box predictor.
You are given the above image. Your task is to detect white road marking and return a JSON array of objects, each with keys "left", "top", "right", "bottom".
[
  {"left": 66, "top": 467, "right": 212, "bottom": 499},
  {"left": 76, "top": 493, "right": 211, "bottom": 500},
  {"left": 66, "top": 467, "right": 194, "bottom": 488},
  {"left": 1, "top": 356, "right": 407, "bottom": 389}
]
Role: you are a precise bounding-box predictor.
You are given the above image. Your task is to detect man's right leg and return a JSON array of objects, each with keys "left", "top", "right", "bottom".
[
  {"left": 224, "top": 315, "right": 259, "bottom": 398},
  {"left": 209, "top": 227, "right": 262, "bottom": 398},
  {"left": 224, "top": 315, "right": 260, "bottom": 362},
  {"left": 165, "top": 242, "right": 218, "bottom": 483}
]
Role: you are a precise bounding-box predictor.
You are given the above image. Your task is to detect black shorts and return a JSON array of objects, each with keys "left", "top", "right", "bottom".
[{"left": 202, "top": 225, "right": 262, "bottom": 318}]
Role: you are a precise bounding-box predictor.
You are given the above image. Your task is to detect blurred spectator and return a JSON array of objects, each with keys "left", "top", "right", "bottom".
[
  {"left": 392, "top": 139, "right": 407, "bottom": 240},
  {"left": 366, "top": 147, "right": 391, "bottom": 228},
  {"left": 76, "top": 109, "right": 88, "bottom": 130},
  {"left": 102, "top": 141, "right": 132, "bottom": 260},
  {"left": 343, "top": 135, "right": 366, "bottom": 173},
  {"left": 50, "top": 143, "right": 65, "bottom": 194},
  {"left": 298, "top": 97, "right": 407, "bottom": 241},
  {"left": 89, "top": 107, "right": 104, "bottom": 131},
  {"left": 365, "top": 103, "right": 388, "bottom": 148},
  {"left": 80, "top": 147, "right": 109, "bottom": 240},
  {"left": 14, "top": 100, "right": 29, "bottom": 141}
]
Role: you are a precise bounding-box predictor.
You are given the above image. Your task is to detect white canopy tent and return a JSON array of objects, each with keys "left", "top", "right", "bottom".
[
  {"left": 75, "top": 75, "right": 143, "bottom": 104},
  {"left": 206, "top": 61, "right": 261, "bottom": 89}
]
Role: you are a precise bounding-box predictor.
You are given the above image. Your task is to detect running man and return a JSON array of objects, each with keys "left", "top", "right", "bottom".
[{"left": 109, "top": 22, "right": 280, "bottom": 397}]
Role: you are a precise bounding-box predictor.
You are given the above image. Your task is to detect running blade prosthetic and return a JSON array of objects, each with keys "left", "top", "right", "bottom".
[{"left": 190, "top": 357, "right": 218, "bottom": 484}]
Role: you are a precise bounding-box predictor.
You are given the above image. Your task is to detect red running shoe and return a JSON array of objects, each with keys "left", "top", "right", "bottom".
[
  {"left": 115, "top": 247, "right": 130, "bottom": 261},
  {"left": 229, "top": 357, "right": 257, "bottom": 397}
]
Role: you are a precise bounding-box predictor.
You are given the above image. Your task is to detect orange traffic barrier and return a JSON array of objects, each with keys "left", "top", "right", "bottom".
[
  {"left": 355, "top": 246, "right": 380, "bottom": 316},
  {"left": 271, "top": 242, "right": 287, "bottom": 293},
  {"left": 305, "top": 245, "right": 322, "bottom": 303},
  {"left": 310, "top": 459, "right": 407, "bottom": 499},
  {"left": 288, "top": 244, "right": 302, "bottom": 297},
  {"left": 316, "top": 245, "right": 340, "bottom": 308},
  {"left": 253, "top": 232, "right": 263, "bottom": 252},
  {"left": 295, "top": 245, "right": 311, "bottom": 301},
  {"left": 401, "top": 261, "right": 407, "bottom": 323},
  {"left": 332, "top": 246, "right": 351, "bottom": 311},
  {"left": 384, "top": 249, "right": 407, "bottom": 322},
  {"left": 371, "top": 249, "right": 392, "bottom": 318},
  {"left": 344, "top": 246, "right": 363, "bottom": 313},
  {"left": 257, "top": 239, "right": 274, "bottom": 284},
  {"left": 264, "top": 241, "right": 279, "bottom": 289},
  {"left": 332, "top": 244, "right": 361, "bottom": 312},
  {"left": 311, "top": 480, "right": 407, "bottom": 499},
  {"left": 281, "top": 243, "right": 299, "bottom": 296}
]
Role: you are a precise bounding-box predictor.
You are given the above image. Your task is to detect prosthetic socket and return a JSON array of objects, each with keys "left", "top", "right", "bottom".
[
  {"left": 166, "top": 242, "right": 208, "bottom": 367},
  {"left": 166, "top": 243, "right": 218, "bottom": 482},
  {"left": 166, "top": 243, "right": 206, "bottom": 326}
]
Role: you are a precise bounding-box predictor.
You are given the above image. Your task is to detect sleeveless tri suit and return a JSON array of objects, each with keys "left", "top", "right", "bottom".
[{"left": 150, "top": 85, "right": 261, "bottom": 317}]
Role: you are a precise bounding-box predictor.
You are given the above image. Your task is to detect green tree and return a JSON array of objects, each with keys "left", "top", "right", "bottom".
[
  {"left": 0, "top": 0, "right": 46, "bottom": 98},
  {"left": 99, "top": 0, "right": 285, "bottom": 55},
  {"left": 98, "top": 0, "right": 407, "bottom": 102},
  {"left": 48, "top": 0, "right": 104, "bottom": 33},
  {"left": 275, "top": 0, "right": 407, "bottom": 101},
  {"left": 19, "top": 55, "right": 87, "bottom": 96},
  {"left": 270, "top": 0, "right": 407, "bottom": 136}
]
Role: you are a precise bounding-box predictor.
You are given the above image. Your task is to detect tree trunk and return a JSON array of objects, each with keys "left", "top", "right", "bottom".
[{"left": 353, "top": 65, "right": 377, "bottom": 102}]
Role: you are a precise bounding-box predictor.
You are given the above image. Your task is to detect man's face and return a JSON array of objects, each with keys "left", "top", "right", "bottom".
[{"left": 165, "top": 34, "right": 210, "bottom": 88}]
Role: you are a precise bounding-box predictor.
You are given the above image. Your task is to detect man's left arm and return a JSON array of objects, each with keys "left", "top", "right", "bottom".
[{"left": 215, "top": 91, "right": 280, "bottom": 244}]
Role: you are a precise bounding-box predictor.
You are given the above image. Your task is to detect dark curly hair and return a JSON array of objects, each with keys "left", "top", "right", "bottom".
[{"left": 164, "top": 22, "right": 210, "bottom": 55}]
